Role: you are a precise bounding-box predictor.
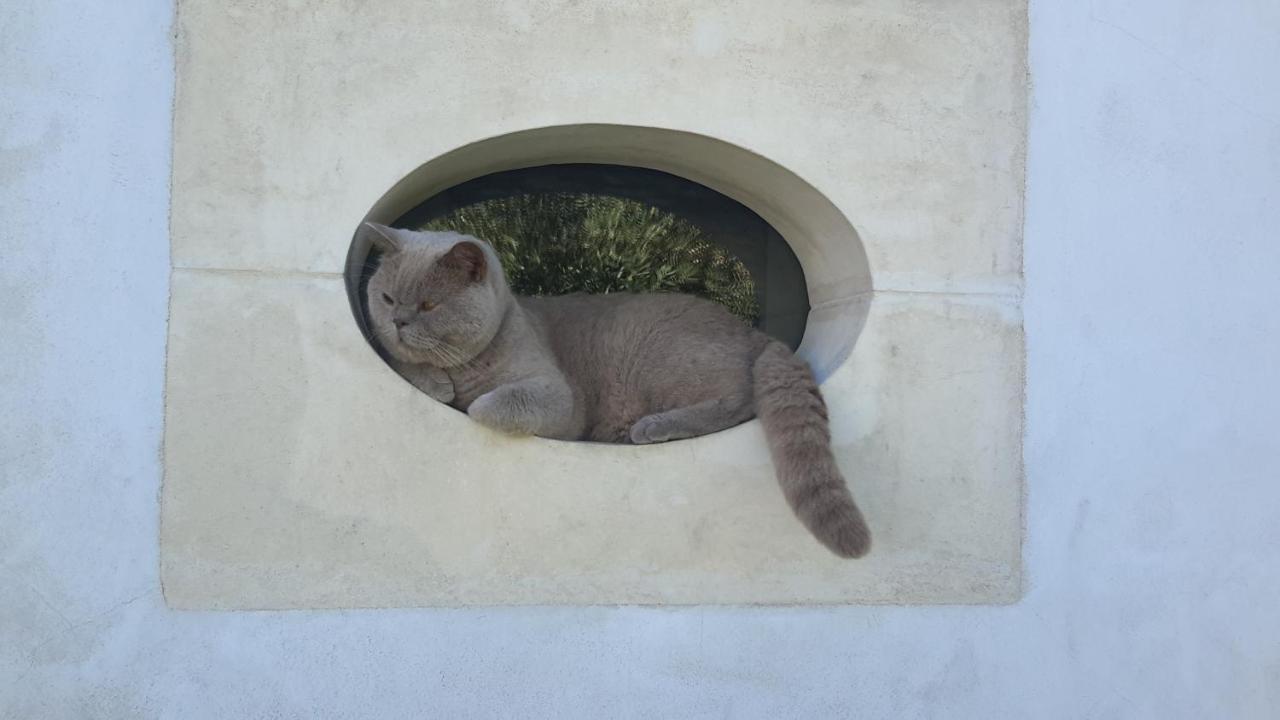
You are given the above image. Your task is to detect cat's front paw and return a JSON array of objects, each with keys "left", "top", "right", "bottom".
[
  {"left": 393, "top": 361, "right": 455, "bottom": 403},
  {"left": 630, "top": 414, "right": 675, "bottom": 444},
  {"left": 419, "top": 366, "right": 455, "bottom": 403},
  {"left": 467, "top": 390, "right": 537, "bottom": 435}
]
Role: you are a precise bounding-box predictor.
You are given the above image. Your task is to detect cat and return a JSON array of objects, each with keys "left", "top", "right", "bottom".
[{"left": 361, "top": 222, "right": 871, "bottom": 558}]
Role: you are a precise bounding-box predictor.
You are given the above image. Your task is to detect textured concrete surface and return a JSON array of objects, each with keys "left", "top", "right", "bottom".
[
  {"left": 171, "top": 0, "right": 1026, "bottom": 289},
  {"left": 164, "top": 0, "right": 1027, "bottom": 606},
  {"left": 3, "top": 0, "right": 1279, "bottom": 717},
  {"left": 162, "top": 271, "right": 1020, "bottom": 607}
]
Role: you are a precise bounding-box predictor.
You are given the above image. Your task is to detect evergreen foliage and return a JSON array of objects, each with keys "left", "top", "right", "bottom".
[{"left": 419, "top": 193, "right": 759, "bottom": 323}]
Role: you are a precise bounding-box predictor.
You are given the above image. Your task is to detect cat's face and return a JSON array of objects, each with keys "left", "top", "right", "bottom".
[{"left": 363, "top": 224, "right": 506, "bottom": 367}]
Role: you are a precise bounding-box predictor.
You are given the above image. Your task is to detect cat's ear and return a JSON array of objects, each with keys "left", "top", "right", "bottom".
[
  {"left": 439, "top": 240, "right": 487, "bottom": 283},
  {"left": 360, "top": 222, "right": 403, "bottom": 254}
]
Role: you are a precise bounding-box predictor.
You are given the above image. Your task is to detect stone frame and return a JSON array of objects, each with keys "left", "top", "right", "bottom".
[{"left": 163, "top": 0, "right": 1026, "bottom": 608}]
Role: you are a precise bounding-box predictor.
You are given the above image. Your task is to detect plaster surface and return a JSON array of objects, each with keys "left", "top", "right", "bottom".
[
  {"left": 4, "top": 0, "right": 1279, "bottom": 717},
  {"left": 163, "top": 0, "right": 1028, "bottom": 606},
  {"left": 171, "top": 0, "right": 1026, "bottom": 292},
  {"left": 163, "top": 271, "right": 1020, "bottom": 607}
]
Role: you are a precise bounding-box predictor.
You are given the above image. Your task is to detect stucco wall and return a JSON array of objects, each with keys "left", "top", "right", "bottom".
[
  {"left": 2, "top": 0, "right": 1278, "bottom": 717},
  {"left": 161, "top": 0, "right": 1026, "bottom": 608}
]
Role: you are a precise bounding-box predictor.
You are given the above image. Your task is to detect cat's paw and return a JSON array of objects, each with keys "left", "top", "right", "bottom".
[
  {"left": 422, "top": 366, "right": 455, "bottom": 403},
  {"left": 397, "top": 362, "right": 454, "bottom": 403},
  {"left": 415, "top": 367, "right": 455, "bottom": 403},
  {"left": 630, "top": 414, "right": 675, "bottom": 445},
  {"left": 467, "top": 390, "right": 537, "bottom": 435}
]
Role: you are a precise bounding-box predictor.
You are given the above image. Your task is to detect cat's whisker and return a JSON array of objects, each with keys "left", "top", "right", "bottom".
[{"left": 435, "top": 340, "right": 471, "bottom": 368}]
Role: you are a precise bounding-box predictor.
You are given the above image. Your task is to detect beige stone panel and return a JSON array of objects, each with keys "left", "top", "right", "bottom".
[
  {"left": 171, "top": 0, "right": 1025, "bottom": 290},
  {"left": 161, "top": 270, "right": 1021, "bottom": 608}
]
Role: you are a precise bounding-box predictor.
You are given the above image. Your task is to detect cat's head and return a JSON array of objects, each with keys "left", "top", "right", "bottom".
[{"left": 362, "top": 223, "right": 510, "bottom": 367}]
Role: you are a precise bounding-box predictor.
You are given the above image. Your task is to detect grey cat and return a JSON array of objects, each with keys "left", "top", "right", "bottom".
[{"left": 362, "top": 222, "right": 871, "bottom": 558}]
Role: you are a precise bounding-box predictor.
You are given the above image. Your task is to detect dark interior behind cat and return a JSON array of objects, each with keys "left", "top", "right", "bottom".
[{"left": 362, "top": 222, "right": 871, "bottom": 558}]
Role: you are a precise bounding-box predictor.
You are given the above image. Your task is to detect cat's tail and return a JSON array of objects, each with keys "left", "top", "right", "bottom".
[{"left": 752, "top": 340, "right": 871, "bottom": 558}]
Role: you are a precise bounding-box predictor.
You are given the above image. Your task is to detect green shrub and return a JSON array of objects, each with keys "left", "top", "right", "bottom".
[{"left": 419, "top": 194, "right": 759, "bottom": 323}]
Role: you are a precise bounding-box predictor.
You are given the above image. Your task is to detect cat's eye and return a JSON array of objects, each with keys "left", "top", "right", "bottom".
[
  {"left": 381, "top": 292, "right": 394, "bottom": 305},
  {"left": 420, "top": 300, "right": 437, "bottom": 312}
]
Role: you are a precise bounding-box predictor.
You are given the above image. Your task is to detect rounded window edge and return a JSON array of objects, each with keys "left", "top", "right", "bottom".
[{"left": 344, "top": 123, "right": 872, "bottom": 382}]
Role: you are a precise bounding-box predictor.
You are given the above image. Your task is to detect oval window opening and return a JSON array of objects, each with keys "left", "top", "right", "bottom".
[
  {"left": 356, "top": 163, "right": 809, "bottom": 354},
  {"left": 345, "top": 124, "right": 873, "bottom": 395}
]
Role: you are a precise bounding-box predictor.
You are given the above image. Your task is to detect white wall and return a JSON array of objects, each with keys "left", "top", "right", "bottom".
[{"left": 2, "top": 1, "right": 1277, "bottom": 717}]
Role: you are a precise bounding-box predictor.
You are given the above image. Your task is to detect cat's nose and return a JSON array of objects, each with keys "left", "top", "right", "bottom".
[{"left": 393, "top": 318, "right": 408, "bottom": 328}]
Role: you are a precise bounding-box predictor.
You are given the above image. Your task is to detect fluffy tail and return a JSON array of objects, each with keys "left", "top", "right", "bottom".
[{"left": 752, "top": 341, "right": 871, "bottom": 558}]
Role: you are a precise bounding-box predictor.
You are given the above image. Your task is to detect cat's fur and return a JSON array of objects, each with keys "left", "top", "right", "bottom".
[{"left": 362, "top": 222, "right": 871, "bottom": 558}]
